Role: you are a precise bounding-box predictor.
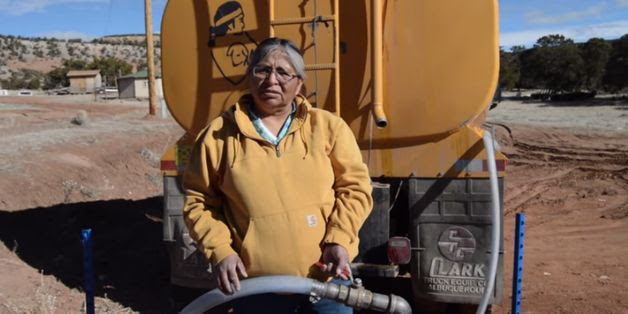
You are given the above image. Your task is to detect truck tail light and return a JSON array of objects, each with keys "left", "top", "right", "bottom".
[{"left": 387, "top": 236, "right": 411, "bottom": 265}]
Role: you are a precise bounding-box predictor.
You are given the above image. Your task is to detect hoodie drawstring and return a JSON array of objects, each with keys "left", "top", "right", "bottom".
[
  {"left": 299, "top": 124, "right": 308, "bottom": 159},
  {"left": 231, "top": 132, "right": 240, "bottom": 168}
]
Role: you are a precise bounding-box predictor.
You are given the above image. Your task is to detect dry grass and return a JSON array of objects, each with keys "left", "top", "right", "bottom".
[
  {"left": 93, "top": 297, "right": 137, "bottom": 314},
  {"left": 0, "top": 269, "right": 137, "bottom": 313},
  {"left": 34, "top": 271, "right": 57, "bottom": 314},
  {"left": 0, "top": 293, "right": 22, "bottom": 313},
  {"left": 0, "top": 271, "right": 57, "bottom": 314}
]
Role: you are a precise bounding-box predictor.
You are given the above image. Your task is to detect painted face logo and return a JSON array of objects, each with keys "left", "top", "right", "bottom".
[
  {"left": 227, "top": 43, "right": 249, "bottom": 67},
  {"left": 438, "top": 226, "right": 476, "bottom": 262},
  {"left": 208, "top": 1, "right": 258, "bottom": 85},
  {"left": 210, "top": 1, "right": 246, "bottom": 37}
]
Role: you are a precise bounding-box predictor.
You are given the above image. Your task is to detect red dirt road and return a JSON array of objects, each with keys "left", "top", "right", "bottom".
[
  {"left": 492, "top": 123, "right": 628, "bottom": 314},
  {"left": 0, "top": 96, "right": 627, "bottom": 313}
]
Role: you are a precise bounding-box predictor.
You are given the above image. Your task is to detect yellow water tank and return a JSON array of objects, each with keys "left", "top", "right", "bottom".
[{"left": 161, "top": 0, "right": 500, "bottom": 177}]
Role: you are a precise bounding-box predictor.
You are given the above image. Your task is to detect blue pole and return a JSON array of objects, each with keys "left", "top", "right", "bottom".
[
  {"left": 81, "top": 229, "right": 95, "bottom": 314},
  {"left": 511, "top": 213, "right": 525, "bottom": 314}
]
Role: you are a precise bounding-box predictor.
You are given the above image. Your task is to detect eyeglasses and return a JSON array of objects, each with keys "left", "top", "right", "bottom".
[{"left": 252, "top": 66, "right": 299, "bottom": 84}]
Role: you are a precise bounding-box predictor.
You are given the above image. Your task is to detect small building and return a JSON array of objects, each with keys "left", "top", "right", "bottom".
[
  {"left": 67, "top": 70, "right": 102, "bottom": 94},
  {"left": 117, "top": 69, "right": 163, "bottom": 99}
]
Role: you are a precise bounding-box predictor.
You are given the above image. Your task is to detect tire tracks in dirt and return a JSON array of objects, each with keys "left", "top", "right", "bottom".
[{"left": 499, "top": 126, "right": 628, "bottom": 226}]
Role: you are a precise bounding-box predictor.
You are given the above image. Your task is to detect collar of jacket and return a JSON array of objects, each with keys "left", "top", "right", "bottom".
[{"left": 231, "top": 93, "right": 311, "bottom": 142}]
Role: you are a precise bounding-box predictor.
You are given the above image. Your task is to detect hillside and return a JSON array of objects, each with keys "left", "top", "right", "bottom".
[
  {"left": 101, "top": 34, "right": 161, "bottom": 45},
  {"left": 0, "top": 35, "right": 161, "bottom": 83}
]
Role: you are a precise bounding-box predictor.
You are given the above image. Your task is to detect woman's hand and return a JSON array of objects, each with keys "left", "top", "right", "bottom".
[
  {"left": 320, "top": 244, "right": 351, "bottom": 280},
  {"left": 215, "top": 254, "right": 248, "bottom": 294}
]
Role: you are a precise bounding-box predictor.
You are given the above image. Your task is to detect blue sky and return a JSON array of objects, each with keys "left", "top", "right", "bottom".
[
  {"left": 0, "top": 0, "right": 626, "bottom": 48},
  {"left": 500, "top": 0, "right": 628, "bottom": 48}
]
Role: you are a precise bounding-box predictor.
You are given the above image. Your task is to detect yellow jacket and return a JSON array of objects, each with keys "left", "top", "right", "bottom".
[{"left": 183, "top": 94, "right": 373, "bottom": 278}]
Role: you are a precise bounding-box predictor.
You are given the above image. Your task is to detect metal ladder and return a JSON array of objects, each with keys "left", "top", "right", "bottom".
[{"left": 268, "top": 0, "right": 341, "bottom": 116}]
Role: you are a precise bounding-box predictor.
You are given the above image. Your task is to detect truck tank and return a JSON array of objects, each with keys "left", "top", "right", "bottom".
[{"left": 160, "top": 0, "right": 506, "bottom": 309}]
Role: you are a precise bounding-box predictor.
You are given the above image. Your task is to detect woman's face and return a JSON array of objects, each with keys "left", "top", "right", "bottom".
[{"left": 248, "top": 49, "right": 303, "bottom": 114}]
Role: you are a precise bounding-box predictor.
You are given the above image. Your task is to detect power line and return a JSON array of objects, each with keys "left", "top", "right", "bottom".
[{"left": 103, "top": 0, "right": 114, "bottom": 36}]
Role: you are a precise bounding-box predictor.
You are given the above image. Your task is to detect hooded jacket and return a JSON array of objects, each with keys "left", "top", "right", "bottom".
[{"left": 183, "top": 94, "right": 373, "bottom": 278}]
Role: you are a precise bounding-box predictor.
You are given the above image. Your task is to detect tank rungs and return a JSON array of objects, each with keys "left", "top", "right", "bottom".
[
  {"left": 304, "top": 63, "right": 336, "bottom": 71},
  {"left": 270, "top": 15, "right": 335, "bottom": 26}
]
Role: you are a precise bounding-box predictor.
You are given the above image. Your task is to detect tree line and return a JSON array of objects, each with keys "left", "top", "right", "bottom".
[
  {"left": 500, "top": 33, "right": 628, "bottom": 95},
  {"left": 0, "top": 34, "right": 158, "bottom": 90},
  {"left": 0, "top": 57, "right": 134, "bottom": 90},
  {"left": 4, "top": 33, "right": 626, "bottom": 94},
  {"left": 45, "top": 57, "right": 134, "bottom": 89},
  {"left": 0, "top": 34, "right": 154, "bottom": 47}
]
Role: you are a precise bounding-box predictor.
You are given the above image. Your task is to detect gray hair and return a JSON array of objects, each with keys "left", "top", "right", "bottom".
[{"left": 247, "top": 37, "right": 306, "bottom": 79}]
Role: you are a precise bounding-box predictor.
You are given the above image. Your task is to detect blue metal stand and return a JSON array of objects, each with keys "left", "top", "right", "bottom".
[
  {"left": 511, "top": 213, "right": 525, "bottom": 314},
  {"left": 82, "top": 229, "right": 95, "bottom": 314}
]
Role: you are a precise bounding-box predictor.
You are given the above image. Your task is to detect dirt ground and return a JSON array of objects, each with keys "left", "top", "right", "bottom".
[{"left": 0, "top": 95, "right": 627, "bottom": 313}]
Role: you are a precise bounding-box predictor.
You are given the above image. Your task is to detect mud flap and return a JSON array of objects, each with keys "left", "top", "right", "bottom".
[{"left": 408, "top": 178, "right": 504, "bottom": 304}]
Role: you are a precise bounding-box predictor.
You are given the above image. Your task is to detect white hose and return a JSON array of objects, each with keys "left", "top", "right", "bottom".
[
  {"left": 180, "top": 276, "right": 315, "bottom": 314},
  {"left": 477, "top": 131, "right": 501, "bottom": 314},
  {"left": 179, "top": 275, "right": 412, "bottom": 314}
]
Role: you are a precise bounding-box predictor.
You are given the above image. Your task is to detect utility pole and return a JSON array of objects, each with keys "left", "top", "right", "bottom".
[{"left": 144, "top": 0, "right": 157, "bottom": 116}]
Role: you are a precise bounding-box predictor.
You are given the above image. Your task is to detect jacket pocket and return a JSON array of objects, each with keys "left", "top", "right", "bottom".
[
  {"left": 289, "top": 208, "right": 327, "bottom": 274},
  {"left": 237, "top": 207, "right": 327, "bottom": 277},
  {"left": 237, "top": 219, "right": 257, "bottom": 273}
]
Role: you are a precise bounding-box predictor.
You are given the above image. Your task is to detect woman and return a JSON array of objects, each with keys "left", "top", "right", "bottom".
[{"left": 183, "top": 37, "right": 372, "bottom": 313}]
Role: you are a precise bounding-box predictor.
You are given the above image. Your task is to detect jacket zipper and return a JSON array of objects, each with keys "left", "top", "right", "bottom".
[{"left": 274, "top": 144, "right": 281, "bottom": 157}]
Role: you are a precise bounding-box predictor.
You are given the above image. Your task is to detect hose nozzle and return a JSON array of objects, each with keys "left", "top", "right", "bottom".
[{"left": 311, "top": 280, "right": 411, "bottom": 314}]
